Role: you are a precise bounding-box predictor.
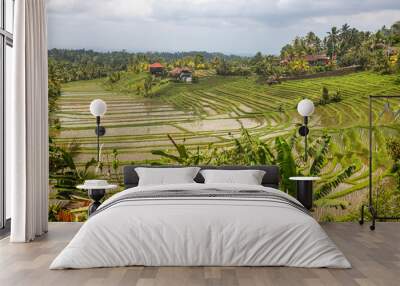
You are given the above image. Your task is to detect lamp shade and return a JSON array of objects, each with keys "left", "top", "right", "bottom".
[
  {"left": 297, "top": 99, "right": 315, "bottom": 117},
  {"left": 90, "top": 99, "right": 107, "bottom": 117}
]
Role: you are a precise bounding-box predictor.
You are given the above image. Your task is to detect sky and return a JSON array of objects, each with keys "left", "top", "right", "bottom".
[{"left": 47, "top": 0, "right": 400, "bottom": 55}]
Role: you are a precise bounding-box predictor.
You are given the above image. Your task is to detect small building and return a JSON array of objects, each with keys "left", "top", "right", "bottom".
[
  {"left": 280, "top": 54, "right": 330, "bottom": 66},
  {"left": 149, "top": 62, "right": 164, "bottom": 75},
  {"left": 304, "top": 54, "right": 330, "bottom": 66},
  {"left": 169, "top": 67, "right": 193, "bottom": 82}
]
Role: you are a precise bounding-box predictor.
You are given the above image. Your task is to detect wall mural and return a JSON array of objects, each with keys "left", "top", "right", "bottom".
[{"left": 48, "top": 20, "right": 400, "bottom": 222}]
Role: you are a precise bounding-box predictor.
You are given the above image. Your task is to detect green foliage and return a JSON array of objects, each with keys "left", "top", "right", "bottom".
[
  {"left": 319, "top": 213, "right": 336, "bottom": 222},
  {"left": 387, "top": 137, "right": 400, "bottom": 161},
  {"left": 143, "top": 75, "right": 154, "bottom": 97},
  {"left": 280, "top": 22, "right": 400, "bottom": 74},
  {"left": 152, "top": 129, "right": 364, "bottom": 210},
  {"left": 314, "top": 199, "right": 349, "bottom": 210},
  {"left": 48, "top": 49, "right": 244, "bottom": 84},
  {"left": 309, "top": 135, "right": 331, "bottom": 175},
  {"left": 373, "top": 176, "right": 400, "bottom": 218},
  {"left": 321, "top": 86, "right": 330, "bottom": 104},
  {"left": 48, "top": 59, "right": 62, "bottom": 131},
  {"left": 112, "top": 149, "right": 120, "bottom": 172},
  {"left": 275, "top": 137, "right": 297, "bottom": 195},
  {"left": 151, "top": 134, "right": 201, "bottom": 165},
  {"left": 387, "top": 137, "right": 400, "bottom": 190},
  {"left": 107, "top": 71, "right": 122, "bottom": 84},
  {"left": 314, "top": 165, "right": 356, "bottom": 200},
  {"left": 216, "top": 58, "right": 252, "bottom": 76},
  {"left": 49, "top": 138, "right": 97, "bottom": 199},
  {"left": 151, "top": 130, "right": 274, "bottom": 167},
  {"left": 48, "top": 202, "right": 62, "bottom": 222},
  {"left": 332, "top": 89, "right": 342, "bottom": 102},
  {"left": 318, "top": 86, "right": 343, "bottom": 105}
]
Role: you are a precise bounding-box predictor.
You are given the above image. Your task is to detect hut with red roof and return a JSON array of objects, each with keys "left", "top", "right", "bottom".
[{"left": 149, "top": 62, "right": 164, "bottom": 75}]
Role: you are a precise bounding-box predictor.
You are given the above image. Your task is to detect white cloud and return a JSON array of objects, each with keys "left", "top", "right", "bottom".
[
  {"left": 47, "top": 0, "right": 400, "bottom": 23},
  {"left": 46, "top": 0, "right": 400, "bottom": 54}
]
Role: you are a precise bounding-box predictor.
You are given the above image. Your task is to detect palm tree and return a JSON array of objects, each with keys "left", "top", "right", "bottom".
[
  {"left": 341, "top": 23, "right": 350, "bottom": 34},
  {"left": 391, "top": 21, "right": 400, "bottom": 34},
  {"left": 337, "top": 23, "right": 351, "bottom": 55},
  {"left": 327, "top": 27, "right": 339, "bottom": 59},
  {"left": 305, "top": 31, "right": 320, "bottom": 54}
]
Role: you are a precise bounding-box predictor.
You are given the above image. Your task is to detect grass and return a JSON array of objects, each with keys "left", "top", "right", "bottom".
[
  {"left": 103, "top": 72, "right": 151, "bottom": 95},
  {"left": 62, "top": 78, "right": 107, "bottom": 93}
]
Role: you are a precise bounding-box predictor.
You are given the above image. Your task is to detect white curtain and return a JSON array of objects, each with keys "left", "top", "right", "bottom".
[{"left": 8, "top": 0, "right": 49, "bottom": 242}]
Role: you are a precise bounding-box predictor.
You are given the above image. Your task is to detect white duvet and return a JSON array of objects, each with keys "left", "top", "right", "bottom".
[{"left": 50, "top": 183, "right": 351, "bottom": 269}]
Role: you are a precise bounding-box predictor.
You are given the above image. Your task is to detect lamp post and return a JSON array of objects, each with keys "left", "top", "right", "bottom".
[
  {"left": 89, "top": 99, "right": 107, "bottom": 163},
  {"left": 297, "top": 99, "right": 315, "bottom": 162}
]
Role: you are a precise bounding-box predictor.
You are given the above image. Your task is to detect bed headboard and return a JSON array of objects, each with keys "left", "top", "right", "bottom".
[{"left": 123, "top": 165, "right": 280, "bottom": 189}]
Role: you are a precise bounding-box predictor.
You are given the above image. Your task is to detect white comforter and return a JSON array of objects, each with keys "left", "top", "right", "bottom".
[{"left": 50, "top": 183, "right": 351, "bottom": 269}]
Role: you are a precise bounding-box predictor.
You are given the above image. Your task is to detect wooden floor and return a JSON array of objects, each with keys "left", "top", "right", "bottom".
[{"left": 0, "top": 222, "right": 399, "bottom": 286}]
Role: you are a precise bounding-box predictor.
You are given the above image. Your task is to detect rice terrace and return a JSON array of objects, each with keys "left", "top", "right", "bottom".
[
  {"left": 48, "top": 22, "right": 400, "bottom": 222},
  {"left": 57, "top": 72, "right": 399, "bottom": 162}
]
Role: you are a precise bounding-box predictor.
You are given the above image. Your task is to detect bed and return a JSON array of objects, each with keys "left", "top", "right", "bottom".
[{"left": 50, "top": 165, "right": 351, "bottom": 269}]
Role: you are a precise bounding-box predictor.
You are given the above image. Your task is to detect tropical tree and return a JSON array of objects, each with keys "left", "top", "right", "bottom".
[
  {"left": 107, "top": 71, "right": 122, "bottom": 84},
  {"left": 327, "top": 26, "right": 339, "bottom": 59},
  {"left": 304, "top": 31, "right": 322, "bottom": 54},
  {"left": 391, "top": 21, "right": 400, "bottom": 44},
  {"left": 287, "top": 59, "right": 310, "bottom": 75}
]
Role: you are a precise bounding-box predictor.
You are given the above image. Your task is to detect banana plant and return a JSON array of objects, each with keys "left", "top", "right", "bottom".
[
  {"left": 151, "top": 134, "right": 208, "bottom": 165},
  {"left": 274, "top": 137, "right": 297, "bottom": 196},
  {"left": 49, "top": 138, "right": 97, "bottom": 199},
  {"left": 151, "top": 129, "right": 356, "bottom": 207}
]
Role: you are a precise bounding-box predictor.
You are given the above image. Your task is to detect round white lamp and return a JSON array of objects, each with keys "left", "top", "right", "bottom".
[
  {"left": 297, "top": 99, "right": 315, "bottom": 117},
  {"left": 89, "top": 99, "right": 107, "bottom": 163},
  {"left": 297, "top": 99, "right": 315, "bottom": 162},
  {"left": 90, "top": 99, "right": 107, "bottom": 117}
]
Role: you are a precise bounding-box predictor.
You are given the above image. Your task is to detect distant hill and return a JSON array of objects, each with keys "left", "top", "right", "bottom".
[{"left": 48, "top": 49, "right": 246, "bottom": 64}]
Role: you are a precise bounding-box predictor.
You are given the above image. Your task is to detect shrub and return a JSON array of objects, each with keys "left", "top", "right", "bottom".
[
  {"left": 332, "top": 90, "right": 342, "bottom": 102},
  {"left": 319, "top": 86, "right": 330, "bottom": 104}
]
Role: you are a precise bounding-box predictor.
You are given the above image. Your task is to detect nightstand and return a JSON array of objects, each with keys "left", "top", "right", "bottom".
[
  {"left": 77, "top": 181, "right": 118, "bottom": 215},
  {"left": 289, "top": 176, "right": 321, "bottom": 210}
]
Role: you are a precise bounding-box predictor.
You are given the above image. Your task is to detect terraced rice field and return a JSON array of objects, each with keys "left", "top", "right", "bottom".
[
  {"left": 55, "top": 71, "right": 400, "bottom": 219},
  {"left": 56, "top": 72, "right": 400, "bottom": 162}
]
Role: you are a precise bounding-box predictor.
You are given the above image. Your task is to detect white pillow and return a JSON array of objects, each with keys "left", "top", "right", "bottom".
[
  {"left": 200, "top": 169, "right": 266, "bottom": 185},
  {"left": 135, "top": 167, "right": 201, "bottom": 186}
]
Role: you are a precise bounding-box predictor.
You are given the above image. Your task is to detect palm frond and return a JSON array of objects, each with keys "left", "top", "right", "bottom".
[
  {"left": 314, "top": 164, "right": 356, "bottom": 200},
  {"left": 84, "top": 158, "right": 97, "bottom": 171},
  {"left": 288, "top": 130, "right": 298, "bottom": 150},
  {"left": 309, "top": 135, "right": 331, "bottom": 175},
  {"left": 151, "top": 150, "right": 184, "bottom": 164},
  {"left": 275, "top": 137, "right": 297, "bottom": 196}
]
